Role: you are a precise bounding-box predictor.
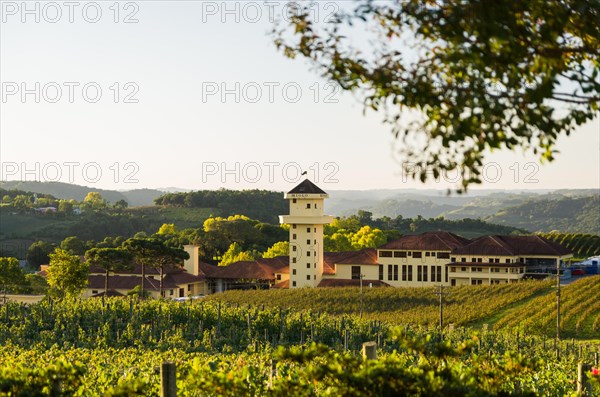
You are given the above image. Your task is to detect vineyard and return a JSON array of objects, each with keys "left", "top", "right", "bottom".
[
  {"left": 0, "top": 279, "right": 599, "bottom": 395},
  {"left": 538, "top": 232, "right": 600, "bottom": 259},
  {"left": 205, "top": 280, "right": 554, "bottom": 326},
  {"left": 495, "top": 276, "right": 600, "bottom": 339}
]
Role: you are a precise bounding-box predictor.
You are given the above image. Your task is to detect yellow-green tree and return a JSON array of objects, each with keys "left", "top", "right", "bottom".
[
  {"left": 263, "top": 241, "right": 289, "bottom": 258},
  {"left": 83, "top": 192, "right": 107, "bottom": 210},
  {"left": 219, "top": 242, "right": 258, "bottom": 266},
  {"left": 46, "top": 249, "right": 89, "bottom": 298},
  {"left": 157, "top": 223, "right": 177, "bottom": 235}
]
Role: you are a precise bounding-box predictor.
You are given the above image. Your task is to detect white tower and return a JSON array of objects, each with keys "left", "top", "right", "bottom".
[{"left": 279, "top": 180, "right": 334, "bottom": 288}]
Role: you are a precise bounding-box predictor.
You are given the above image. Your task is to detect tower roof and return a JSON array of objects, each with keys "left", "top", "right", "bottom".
[{"left": 287, "top": 179, "right": 327, "bottom": 195}]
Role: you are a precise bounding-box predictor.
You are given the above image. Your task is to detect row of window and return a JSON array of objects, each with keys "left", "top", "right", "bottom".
[
  {"left": 453, "top": 257, "right": 511, "bottom": 264},
  {"left": 292, "top": 225, "right": 318, "bottom": 233},
  {"left": 290, "top": 273, "right": 317, "bottom": 287},
  {"left": 291, "top": 235, "right": 318, "bottom": 245},
  {"left": 450, "top": 266, "right": 524, "bottom": 273},
  {"left": 377, "top": 264, "right": 446, "bottom": 283},
  {"left": 291, "top": 199, "right": 318, "bottom": 209},
  {"left": 379, "top": 251, "right": 451, "bottom": 259}
]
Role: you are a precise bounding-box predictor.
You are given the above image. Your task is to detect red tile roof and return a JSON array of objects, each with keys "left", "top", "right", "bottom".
[
  {"left": 380, "top": 231, "right": 470, "bottom": 251},
  {"left": 87, "top": 275, "right": 178, "bottom": 291},
  {"left": 452, "top": 235, "right": 571, "bottom": 256}
]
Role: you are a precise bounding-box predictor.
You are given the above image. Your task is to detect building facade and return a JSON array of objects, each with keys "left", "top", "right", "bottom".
[{"left": 279, "top": 180, "right": 334, "bottom": 288}]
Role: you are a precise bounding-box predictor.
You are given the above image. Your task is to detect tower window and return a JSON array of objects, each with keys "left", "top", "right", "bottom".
[
  {"left": 314, "top": 275, "right": 316, "bottom": 280},
  {"left": 306, "top": 275, "right": 310, "bottom": 280},
  {"left": 307, "top": 251, "right": 311, "bottom": 257},
  {"left": 314, "top": 228, "right": 316, "bottom": 232},
  {"left": 293, "top": 224, "right": 296, "bottom": 229},
  {"left": 307, "top": 239, "right": 311, "bottom": 244},
  {"left": 315, "top": 203, "right": 317, "bottom": 208},
  {"left": 307, "top": 227, "right": 311, "bottom": 233},
  {"left": 292, "top": 269, "right": 296, "bottom": 275},
  {"left": 293, "top": 234, "right": 297, "bottom": 239},
  {"left": 314, "top": 239, "right": 316, "bottom": 244},
  {"left": 314, "top": 263, "right": 316, "bottom": 268},
  {"left": 306, "top": 203, "right": 311, "bottom": 209},
  {"left": 292, "top": 281, "right": 296, "bottom": 287},
  {"left": 307, "top": 263, "right": 310, "bottom": 268},
  {"left": 292, "top": 258, "right": 296, "bottom": 263},
  {"left": 293, "top": 246, "right": 297, "bottom": 252},
  {"left": 293, "top": 199, "right": 296, "bottom": 203}
]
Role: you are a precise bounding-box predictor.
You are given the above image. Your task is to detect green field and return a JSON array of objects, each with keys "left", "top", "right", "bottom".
[{"left": 0, "top": 277, "right": 600, "bottom": 397}]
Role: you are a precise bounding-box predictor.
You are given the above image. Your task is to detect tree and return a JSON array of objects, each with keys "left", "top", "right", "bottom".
[
  {"left": 60, "top": 236, "right": 86, "bottom": 255},
  {"left": 26, "top": 241, "right": 56, "bottom": 268},
  {"left": 263, "top": 241, "right": 290, "bottom": 258},
  {"left": 83, "top": 192, "right": 107, "bottom": 210},
  {"left": 157, "top": 223, "right": 177, "bottom": 235},
  {"left": 124, "top": 238, "right": 189, "bottom": 298},
  {"left": 275, "top": 0, "right": 599, "bottom": 191},
  {"left": 0, "top": 257, "right": 28, "bottom": 294},
  {"left": 85, "top": 247, "right": 133, "bottom": 296},
  {"left": 46, "top": 249, "right": 89, "bottom": 298},
  {"left": 114, "top": 199, "right": 128, "bottom": 210},
  {"left": 57, "top": 200, "right": 73, "bottom": 215},
  {"left": 350, "top": 226, "right": 387, "bottom": 249},
  {"left": 219, "top": 242, "right": 259, "bottom": 266},
  {"left": 25, "top": 274, "right": 48, "bottom": 295}
]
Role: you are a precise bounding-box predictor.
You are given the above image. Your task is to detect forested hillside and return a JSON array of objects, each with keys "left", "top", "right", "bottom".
[{"left": 485, "top": 196, "right": 600, "bottom": 234}]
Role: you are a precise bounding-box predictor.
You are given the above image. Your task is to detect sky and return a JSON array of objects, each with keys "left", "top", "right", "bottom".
[{"left": 1, "top": 1, "right": 599, "bottom": 193}]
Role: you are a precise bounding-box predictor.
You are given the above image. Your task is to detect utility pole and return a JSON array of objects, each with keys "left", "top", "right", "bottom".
[
  {"left": 433, "top": 284, "right": 449, "bottom": 329},
  {"left": 359, "top": 273, "right": 364, "bottom": 318},
  {"left": 556, "top": 259, "right": 561, "bottom": 341}
]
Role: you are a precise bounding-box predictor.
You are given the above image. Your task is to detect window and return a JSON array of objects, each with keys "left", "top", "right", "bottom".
[
  {"left": 306, "top": 203, "right": 311, "bottom": 209},
  {"left": 277, "top": 274, "right": 282, "bottom": 280},
  {"left": 293, "top": 234, "right": 297, "bottom": 239},
  {"left": 307, "top": 239, "right": 311, "bottom": 245},
  {"left": 402, "top": 265, "right": 407, "bottom": 281},
  {"left": 461, "top": 258, "right": 466, "bottom": 263},
  {"left": 187, "top": 284, "right": 191, "bottom": 291},
  {"left": 314, "top": 275, "right": 316, "bottom": 280},
  {"left": 292, "top": 269, "right": 296, "bottom": 275},
  {"left": 307, "top": 275, "right": 310, "bottom": 280},
  {"left": 394, "top": 251, "right": 407, "bottom": 258},
  {"left": 437, "top": 266, "right": 442, "bottom": 282},
  {"left": 314, "top": 263, "right": 316, "bottom": 268},
  {"left": 169, "top": 289, "right": 174, "bottom": 296},
  {"left": 307, "top": 227, "right": 311, "bottom": 232},
  {"left": 314, "top": 228, "right": 316, "bottom": 232},
  {"left": 461, "top": 267, "right": 466, "bottom": 272},
  {"left": 451, "top": 267, "right": 456, "bottom": 272},
  {"left": 423, "top": 266, "right": 428, "bottom": 282},
  {"left": 437, "top": 252, "right": 450, "bottom": 259},
  {"left": 314, "top": 239, "right": 317, "bottom": 244},
  {"left": 292, "top": 281, "right": 296, "bottom": 287},
  {"left": 451, "top": 257, "right": 456, "bottom": 262},
  {"left": 293, "top": 224, "right": 296, "bottom": 229},
  {"left": 407, "top": 265, "right": 413, "bottom": 281},
  {"left": 506, "top": 259, "right": 511, "bottom": 263},
  {"left": 426, "top": 252, "right": 431, "bottom": 257},
  {"left": 351, "top": 266, "right": 361, "bottom": 280},
  {"left": 379, "top": 265, "right": 384, "bottom": 280},
  {"left": 307, "top": 263, "right": 311, "bottom": 268},
  {"left": 307, "top": 251, "right": 311, "bottom": 257},
  {"left": 293, "top": 246, "right": 297, "bottom": 252},
  {"left": 92, "top": 290, "right": 98, "bottom": 294},
  {"left": 380, "top": 251, "right": 393, "bottom": 258},
  {"left": 292, "top": 258, "right": 296, "bottom": 263},
  {"left": 388, "top": 264, "right": 393, "bottom": 281},
  {"left": 413, "top": 252, "right": 422, "bottom": 258},
  {"left": 445, "top": 268, "right": 448, "bottom": 283},
  {"left": 293, "top": 199, "right": 297, "bottom": 203},
  {"left": 315, "top": 203, "right": 318, "bottom": 209},
  {"left": 417, "top": 265, "right": 422, "bottom": 282},
  {"left": 393, "top": 265, "right": 399, "bottom": 281}
]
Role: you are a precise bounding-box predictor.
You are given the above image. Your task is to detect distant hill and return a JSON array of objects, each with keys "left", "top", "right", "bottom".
[
  {"left": 0, "top": 181, "right": 164, "bottom": 206},
  {"left": 485, "top": 195, "right": 600, "bottom": 234}
]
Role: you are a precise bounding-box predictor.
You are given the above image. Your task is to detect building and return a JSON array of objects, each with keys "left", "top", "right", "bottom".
[
  {"left": 69, "top": 179, "right": 572, "bottom": 297},
  {"left": 279, "top": 179, "right": 335, "bottom": 288},
  {"left": 81, "top": 245, "right": 218, "bottom": 298}
]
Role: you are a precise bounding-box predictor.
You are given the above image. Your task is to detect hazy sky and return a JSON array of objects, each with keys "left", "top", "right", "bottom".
[{"left": 1, "top": 1, "right": 599, "bottom": 192}]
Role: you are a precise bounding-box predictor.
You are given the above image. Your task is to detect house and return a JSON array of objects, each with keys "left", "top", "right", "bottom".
[{"left": 82, "top": 245, "right": 218, "bottom": 298}]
